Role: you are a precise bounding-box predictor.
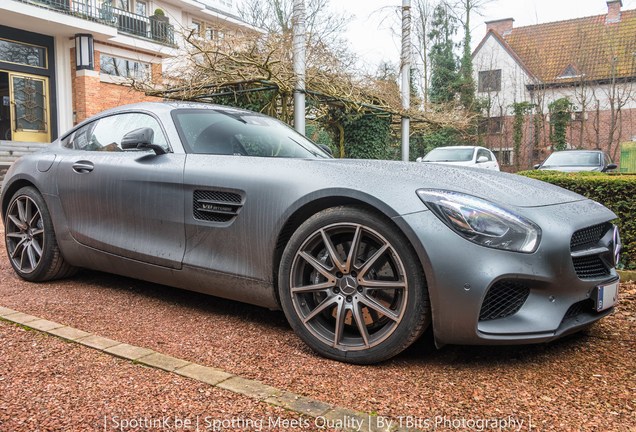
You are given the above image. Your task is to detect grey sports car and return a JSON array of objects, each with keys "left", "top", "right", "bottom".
[{"left": 1, "top": 102, "right": 622, "bottom": 364}]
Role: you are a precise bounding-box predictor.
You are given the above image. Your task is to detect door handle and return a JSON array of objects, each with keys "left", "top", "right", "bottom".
[{"left": 72, "top": 161, "right": 94, "bottom": 173}]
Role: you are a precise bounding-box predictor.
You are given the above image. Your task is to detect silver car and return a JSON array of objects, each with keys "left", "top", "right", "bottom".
[
  {"left": 1, "top": 102, "right": 621, "bottom": 364},
  {"left": 534, "top": 150, "right": 617, "bottom": 172}
]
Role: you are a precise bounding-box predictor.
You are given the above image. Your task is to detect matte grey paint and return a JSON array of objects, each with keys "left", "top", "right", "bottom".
[{"left": 0, "top": 102, "right": 619, "bottom": 347}]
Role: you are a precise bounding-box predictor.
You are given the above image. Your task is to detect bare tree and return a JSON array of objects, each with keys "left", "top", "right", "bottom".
[
  {"left": 412, "top": 0, "right": 433, "bottom": 108},
  {"left": 237, "top": 0, "right": 350, "bottom": 49}
]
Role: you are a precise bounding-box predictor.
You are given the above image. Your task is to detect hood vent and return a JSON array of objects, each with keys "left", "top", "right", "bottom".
[{"left": 193, "top": 190, "right": 244, "bottom": 223}]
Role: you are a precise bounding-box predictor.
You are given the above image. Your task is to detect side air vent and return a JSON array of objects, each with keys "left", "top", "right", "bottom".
[{"left": 193, "top": 190, "right": 244, "bottom": 223}]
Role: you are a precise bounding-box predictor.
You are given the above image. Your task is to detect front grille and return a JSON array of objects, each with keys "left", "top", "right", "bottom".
[
  {"left": 570, "top": 223, "right": 611, "bottom": 250},
  {"left": 572, "top": 255, "right": 611, "bottom": 279},
  {"left": 570, "top": 223, "right": 613, "bottom": 280},
  {"left": 562, "top": 299, "right": 595, "bottom": 322},
  {"left": 479, "top": 281, "right": 530, "bottom": 321},
  {"left": 193, "top": 190, "right": 243, "bottom": 223}
]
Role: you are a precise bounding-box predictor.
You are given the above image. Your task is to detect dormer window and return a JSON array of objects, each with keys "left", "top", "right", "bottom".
[{"left": 558, "top": 64, "right": 582, "bottom": 79}]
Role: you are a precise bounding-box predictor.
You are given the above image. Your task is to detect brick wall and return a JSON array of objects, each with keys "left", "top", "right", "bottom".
[
  {"left": 481, "top": 107, "right": 636, "bottom": 171},
  {"left": 71, "top": 48, "right": 162, "bottom": 125}
]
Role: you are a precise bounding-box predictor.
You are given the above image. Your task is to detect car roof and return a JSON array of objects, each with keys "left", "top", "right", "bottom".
[
  {"left": 550, "top": 150, "right": 603, "bottom": 154},
  {"left": 62, "top": 102, "right": 261, "bottom": 140},
  {"left": 94, "top": 101, "right": 253, "bottom": 116},
  {"left": 431, "top": 146, "right": 487, "bottom": 151}
]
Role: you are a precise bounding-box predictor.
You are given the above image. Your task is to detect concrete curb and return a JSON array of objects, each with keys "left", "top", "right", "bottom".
[
  {"left": 618, "top": 270, "right": 636, "bottom": 282},
  {"left": 0, "top": 306, "right": 407, "bottom": 432}
]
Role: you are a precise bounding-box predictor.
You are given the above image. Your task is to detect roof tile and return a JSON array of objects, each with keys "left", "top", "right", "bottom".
[{"left": 501, "top": 9, "right": 636, "bottom": 84}]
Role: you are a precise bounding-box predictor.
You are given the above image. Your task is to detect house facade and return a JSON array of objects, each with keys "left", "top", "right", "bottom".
[
  {"left": 472, "top": 0, "right": 636, "bottom": 171},
  {"left": 0, "top": 0, "right": 256, "bottom": 143}
]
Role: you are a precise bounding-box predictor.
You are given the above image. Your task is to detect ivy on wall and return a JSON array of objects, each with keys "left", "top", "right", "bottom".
[{"left": 548, "top": 98, "right": 574, "bottom": 151}]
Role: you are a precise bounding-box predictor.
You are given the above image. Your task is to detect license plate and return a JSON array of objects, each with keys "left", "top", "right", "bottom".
[{"left": 595, "top": 280, "right": 619, "bottom": 311}]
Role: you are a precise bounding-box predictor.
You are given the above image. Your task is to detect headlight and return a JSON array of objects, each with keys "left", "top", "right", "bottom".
[{"left": 417, "top": 189, "right": 541, "bottom": 253}]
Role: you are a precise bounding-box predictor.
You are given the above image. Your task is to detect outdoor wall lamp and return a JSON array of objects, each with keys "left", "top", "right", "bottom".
[{"left": 75, "top": 33, "right": 94, "bottom": 70}]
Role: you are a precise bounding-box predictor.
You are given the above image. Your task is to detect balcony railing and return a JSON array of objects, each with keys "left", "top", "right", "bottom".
[{"left": 15, "top": 0, "right": 175, "bottom": 45}]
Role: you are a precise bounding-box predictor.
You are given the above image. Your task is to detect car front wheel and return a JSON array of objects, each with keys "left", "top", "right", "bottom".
[{"left": 278, "top": 206, "right": 430, "bottom": 364}]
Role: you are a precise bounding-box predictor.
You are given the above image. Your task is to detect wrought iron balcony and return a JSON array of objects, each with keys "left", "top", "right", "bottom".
[{"left": 14, "top": 0, "right": 175, "bottom": 45}]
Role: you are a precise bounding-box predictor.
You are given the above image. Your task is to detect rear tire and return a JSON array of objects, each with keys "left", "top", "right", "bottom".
[
  {"left": 278, "top": 206, "right": 430, "bottom": 364},
  {"left": 4, "top": 186, "right": 76, "bottom": 281}
]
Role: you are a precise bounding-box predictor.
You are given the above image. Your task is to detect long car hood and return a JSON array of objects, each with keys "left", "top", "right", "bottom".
[
  {"left": 310, "top": 159, "right": 585, "bottom": 209},
  {"left": 538, "top": 166, "right": 600, "bottom": 172}
]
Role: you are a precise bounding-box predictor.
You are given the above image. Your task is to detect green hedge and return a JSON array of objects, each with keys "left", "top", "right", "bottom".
[{"left": 518, "top": 171, "right": 636, "bottom": 270}]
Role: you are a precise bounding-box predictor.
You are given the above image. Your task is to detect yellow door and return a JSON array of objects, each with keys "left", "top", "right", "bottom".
[{"left": 8, "top": 72, "right": 51, "bottom": 143}]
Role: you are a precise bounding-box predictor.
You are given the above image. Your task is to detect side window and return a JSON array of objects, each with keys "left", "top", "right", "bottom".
[
  {"left": 62, "top": 120, "right": 97, "bottom": 150},
  {"left": 63, "top": 113, "right": 168, "bottom": 152}
]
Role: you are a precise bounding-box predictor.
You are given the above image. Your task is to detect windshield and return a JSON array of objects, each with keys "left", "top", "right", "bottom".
[
  {"left": 172, "top": 109, "right": 331, "bottom": 159},
  {"left": 543, "top": 151, "right": 601, "bottom": 167},
  {"left": 423, "top": 148, "right": 474, "bottom": 162}
]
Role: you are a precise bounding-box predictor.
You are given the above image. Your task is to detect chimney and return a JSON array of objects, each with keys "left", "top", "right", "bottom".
[
  {"left": 606, "top": 0, "right": 622, "bottom": 23},
  {"left": 485, "top": 18, "right": 515, "bottom": 36}
]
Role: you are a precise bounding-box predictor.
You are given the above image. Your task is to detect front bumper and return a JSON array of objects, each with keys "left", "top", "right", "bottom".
[{"left": 397, "top": 199, "right": 619, "bottom": 347}]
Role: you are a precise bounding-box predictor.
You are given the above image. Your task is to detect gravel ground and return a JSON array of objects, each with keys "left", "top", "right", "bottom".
[
  {"left": 1, "top": 226, "right": 635, "bottom": 431},
  {"left": 0, "top": 321, "right": 309, "bottom": 431}
]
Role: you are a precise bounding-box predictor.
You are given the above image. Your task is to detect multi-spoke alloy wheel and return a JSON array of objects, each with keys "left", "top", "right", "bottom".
[
  {"left": 4, "top": 187, "right": 75, "bottom": 281},
  {"left": 6, "top": 194, "right": 45, "bottom": 274},
  {"left": 279, "top": 206, "right": 430, "bottom": 364}
]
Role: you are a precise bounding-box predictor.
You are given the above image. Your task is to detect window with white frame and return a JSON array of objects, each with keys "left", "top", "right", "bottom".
[
  {"left": 191, "top": 19, "right": 225, "bottom": 41},
  {"left": 105, "top": 0, "right": 147, "bottom": 15},
  {"left": 478, "top": 116, "right": 503, "bottom": 134},
  {"left": 114, "top": 0, "right": 129, "bottom": 10},
  {"left": 478, "top": 69, "right": 502, "bottom": 92},
  {"left": 492, "top": 148, "right": 513, "bottom": 165},
  {"left": 135, "top": 0, "right": 147, "bottom": 15},
  {"left": 100, "top": 54, "right": 150, "bottom": 79}
]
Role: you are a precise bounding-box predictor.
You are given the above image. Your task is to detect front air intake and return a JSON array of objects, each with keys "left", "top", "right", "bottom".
[{"left": 479, "top": 280, "right": 529, "bottom": 321}]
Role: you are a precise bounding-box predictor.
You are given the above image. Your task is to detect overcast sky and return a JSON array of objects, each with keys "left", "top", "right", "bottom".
[{"left": 336, "top": 0, "right": 636, "bottom": 72}]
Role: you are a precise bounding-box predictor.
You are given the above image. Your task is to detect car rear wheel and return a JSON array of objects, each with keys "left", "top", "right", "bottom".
[
  {"left": 278, "top": 206, "right": 430, "bottom": 364},
  {"left": 4, "top": 186, "right": 76, "bottom": 281}
]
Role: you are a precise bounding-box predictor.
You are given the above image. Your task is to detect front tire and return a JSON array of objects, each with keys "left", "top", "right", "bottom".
[
  {"left": 4, "top": 186, "right": 75, "bottom": 281},
  {"left": 278, "top": 206, "right": 430, "bottom": 364}
]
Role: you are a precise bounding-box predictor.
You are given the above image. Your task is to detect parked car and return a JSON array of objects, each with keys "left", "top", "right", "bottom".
[
  {"left": 417, "top": 146, "right": 500, "bottom": 171},
  {"left": 1, "top": 102, "right": 621, "bottom": 364},
  {"left": 534, "top": 150, "right": 617, "bottom": 172}
]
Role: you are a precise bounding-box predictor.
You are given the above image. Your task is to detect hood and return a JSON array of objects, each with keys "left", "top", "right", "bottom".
[
  {"left": 538, "top": 166, "right": 600, "bottom": 172},
  {"left": 421, "top": 160, "right": 474, "bottom": 167},
  {"left": 311, "top": 159, "right": 585, "bottom": 209}
]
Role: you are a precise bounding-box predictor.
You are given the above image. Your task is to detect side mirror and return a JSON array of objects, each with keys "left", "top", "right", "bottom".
[
  {"left": 318, "top": 144, "right": 333, "bottom": 157},
  {"left": 121, "top": 127, "right": 166, "bottom": 155},
  {"left": 477, "top": 156, "right": 489, "bottom": 163},
  {"left": 603, "top": 163, "right": 618, "bottom": 172},
  {"left": 415, "top": 157, "right": 423, "bottom": 162},
  {"left": 533, "top": 164, "right": 541, "bottom": 169}
]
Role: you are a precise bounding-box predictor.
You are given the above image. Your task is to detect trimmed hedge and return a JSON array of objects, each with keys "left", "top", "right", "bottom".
[{"left": 518, "top": 171, "right": 636, "bottom": 270}]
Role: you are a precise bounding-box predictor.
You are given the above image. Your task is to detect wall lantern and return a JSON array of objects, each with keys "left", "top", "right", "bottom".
[{"left": 75, "top": 33, "right": 94, "bottom": 70}]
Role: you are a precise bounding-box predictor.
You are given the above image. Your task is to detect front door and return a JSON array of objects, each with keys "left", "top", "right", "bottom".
[
  {"left": 55, "top": 112, "right": 186, "bottom": 269},
  {"left": 7, "top": 72, "right": 51, "bottom": 143}
]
